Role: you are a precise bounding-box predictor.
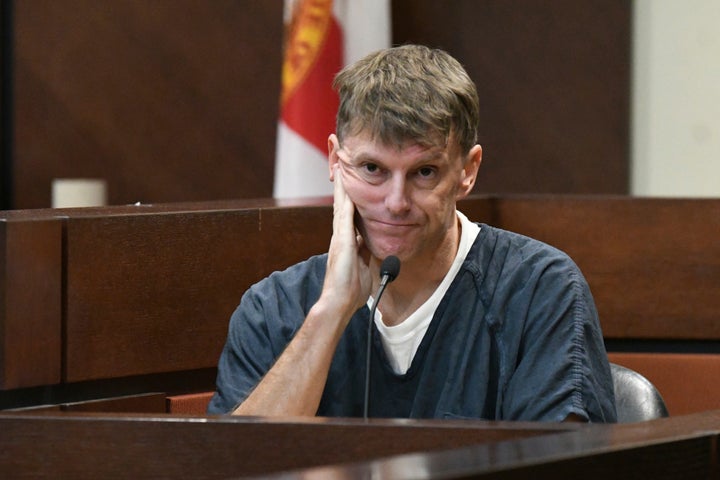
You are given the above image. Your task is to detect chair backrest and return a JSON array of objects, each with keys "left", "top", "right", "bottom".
[{"left": 610, "top": 362, "right": 669, "bottom": 422}]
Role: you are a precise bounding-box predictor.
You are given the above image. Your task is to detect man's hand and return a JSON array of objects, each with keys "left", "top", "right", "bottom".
[
  {"left": 321, "top": 164, "right": 372, "bottom": 318},
  {"left": 231, "top": 165, "right": 372, "bottom": 417}
]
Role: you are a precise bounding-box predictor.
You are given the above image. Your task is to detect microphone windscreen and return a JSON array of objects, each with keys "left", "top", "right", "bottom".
[{"left": 380, "top": 255, "right": 401, "bottom": 282}]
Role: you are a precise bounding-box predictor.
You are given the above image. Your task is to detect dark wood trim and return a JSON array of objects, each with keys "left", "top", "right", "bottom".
[
  {"left": 0, "top": 0, "right": 13, "bottom": 210},
  {"left": 0, "top": 217, "right": 62, "bottom": 390},
  {"left": 0, "top": 411, "right": 718, "bottom": 479}
]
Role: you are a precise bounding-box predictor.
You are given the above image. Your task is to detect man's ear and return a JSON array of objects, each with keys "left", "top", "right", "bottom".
[
  {"left": 457, "top": 144, "right": 483, "bottom": 199},
  {"left": 328, "top": 134, "right": 341, "bottom": 181}
]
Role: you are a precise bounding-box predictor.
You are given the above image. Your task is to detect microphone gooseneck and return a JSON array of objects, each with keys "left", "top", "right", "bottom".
[{"left": 363, "top": 255, "right": 401, "bottom": 419}]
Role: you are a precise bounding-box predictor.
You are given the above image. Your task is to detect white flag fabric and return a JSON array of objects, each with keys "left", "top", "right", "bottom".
[{"left": 273, "top": 0, "right": 392, "bottom": 199}]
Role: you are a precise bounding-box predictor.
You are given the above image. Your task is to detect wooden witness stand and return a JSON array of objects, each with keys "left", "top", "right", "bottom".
[
  {"left": 2, "top": 195, "right": 720, "bottom": 477},
  {"left": 1, "top": 411, "right": 719, "bottom": 478}
]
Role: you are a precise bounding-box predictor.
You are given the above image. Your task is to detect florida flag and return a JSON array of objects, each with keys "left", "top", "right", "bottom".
[{"left": 273, "top": 0, "right": 392, "bottom": 199}]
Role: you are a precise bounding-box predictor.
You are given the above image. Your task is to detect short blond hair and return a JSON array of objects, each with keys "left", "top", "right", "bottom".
[{"left": 333, "top": 44, "right": 479, "bottom": 154}]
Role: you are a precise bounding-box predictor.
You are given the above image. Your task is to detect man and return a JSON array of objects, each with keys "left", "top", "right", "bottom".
[{"left": 208, "top": 45, "right": 616, "bottom": 422}]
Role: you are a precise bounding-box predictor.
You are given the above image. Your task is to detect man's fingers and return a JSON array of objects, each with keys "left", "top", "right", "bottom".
[{"left": 332, "top": 164, "right": 355, "bottom": 241}]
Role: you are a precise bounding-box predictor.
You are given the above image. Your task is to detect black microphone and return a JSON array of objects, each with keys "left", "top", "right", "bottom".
[{"left": 363, "top": 255, "right": 401, "bottom": 419}]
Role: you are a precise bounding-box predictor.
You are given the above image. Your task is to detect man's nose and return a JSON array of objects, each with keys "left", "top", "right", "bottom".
[{"left": 385, "top": 175, "right": 411, "bottom": 214}]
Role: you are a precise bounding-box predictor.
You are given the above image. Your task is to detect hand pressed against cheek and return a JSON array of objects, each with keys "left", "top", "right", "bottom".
[{"left": 336, "top": 160, "right": 371, "bottom": 238}]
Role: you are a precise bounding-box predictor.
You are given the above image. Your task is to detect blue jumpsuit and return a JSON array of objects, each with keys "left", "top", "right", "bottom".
[{"left": 208, "top": 224, "right": 616, "bottom": 422}]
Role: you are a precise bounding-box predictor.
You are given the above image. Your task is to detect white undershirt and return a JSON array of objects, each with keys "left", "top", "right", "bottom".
[{"left": 368, "top": 210, "right": 480, "bottom": 375}]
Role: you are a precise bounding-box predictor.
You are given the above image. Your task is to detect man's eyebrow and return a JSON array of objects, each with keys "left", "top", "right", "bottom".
[
  {"left": 337, "top": 150, "right": 382, "bottom": 167},
  {"left": 340, "top": 147, "right": 446, "bottom": 165},
  {"left": 335, "top": 149, "right": 360, "bottom": 163},
  {"left": 346, "top": 151, "right": 378, "bottom": 162},
  {"left": 416, "top": 150, "right": 446, "bottom": 163}
]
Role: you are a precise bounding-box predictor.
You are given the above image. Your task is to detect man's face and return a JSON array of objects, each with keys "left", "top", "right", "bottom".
[{"left": 329, "top": 131, "right": 480, "bottom": 265}]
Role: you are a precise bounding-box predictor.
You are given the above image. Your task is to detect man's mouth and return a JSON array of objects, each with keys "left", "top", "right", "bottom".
[{"left": 367, "top": 219, "right": 417, "bottom": 231}]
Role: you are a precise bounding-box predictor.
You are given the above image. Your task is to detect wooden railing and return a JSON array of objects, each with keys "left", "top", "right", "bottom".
[
  {"left": 0, "top": 411, "right": 718, "bottom": 479},
  {"left": 2, "top": 195, "right": 719, "bottom": 414}
]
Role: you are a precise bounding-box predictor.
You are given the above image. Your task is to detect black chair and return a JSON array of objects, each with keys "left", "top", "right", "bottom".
[{"left": 610, "top": 362, "right": 669, "bottom": 422}]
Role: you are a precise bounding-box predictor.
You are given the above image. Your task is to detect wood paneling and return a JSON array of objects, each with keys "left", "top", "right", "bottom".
[
  {"left": 11, "top": 1, "right": 629, "bottom": 209},
  {"left": 166, "top": 391, "right": 213, "bottom": 415},
  {"left": 0, "top": 217, "right": 62, "bottom": 389},
  {"left": 13, "top": 0, "right": 283, "bottom": 208},
  {"left": 61, "top": 392, "right": 167, "bottom": 413},
  {"left": 1, "top": 0, "right": 12, "bottom": 209},
  {"left": 608, "top": 353, "right": 720, "bottom": 416},
  {"left": 490, "top": 197, "right": 720, "bottom": 340},
  {"left": 2, "top": 195, "right": 719, "bottom": 394},
  {"left": 3, "top": 196, "right": 716, "bottom": 411},
  {"left": 392, "top": 0, "right": 630, "bottom": 195},
  {"left": 62, "top": 204, "right": 332, "bottom": 382}
]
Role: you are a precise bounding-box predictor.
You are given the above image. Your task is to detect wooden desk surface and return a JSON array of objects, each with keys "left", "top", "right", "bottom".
[
  {"left": 1, "top": 411, "right": 718, "bottom": 479},
  {"left": 265, "top": 411, "right": 720, "bottom": 480},
  {"left": 0, "top": 412, "right": 574, "bottom": 478}
]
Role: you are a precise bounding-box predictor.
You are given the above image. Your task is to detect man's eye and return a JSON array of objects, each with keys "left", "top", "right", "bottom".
[
  {"left": 362, "top": 163, "right": 380, "bottom": 174},
  {"left": 418, "top": 167, "right": 436, "bottom": 178}
]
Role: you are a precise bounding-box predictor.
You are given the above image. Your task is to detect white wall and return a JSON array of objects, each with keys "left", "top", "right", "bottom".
[{"left": 632, "top": 0, "right": 720, "bottom": 197}]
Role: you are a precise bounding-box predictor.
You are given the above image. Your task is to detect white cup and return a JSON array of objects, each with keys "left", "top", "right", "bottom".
[{"left": 51, "top": 178, "right": 108, "bottom": 208}]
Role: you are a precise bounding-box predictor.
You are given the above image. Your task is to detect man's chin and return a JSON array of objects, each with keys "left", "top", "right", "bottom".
[
  {"left": 361, "top": 225, "right": 419, "bottom": 263},
  {"left": 366, "top": 241, "right": 409, "bottom": 264}
]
